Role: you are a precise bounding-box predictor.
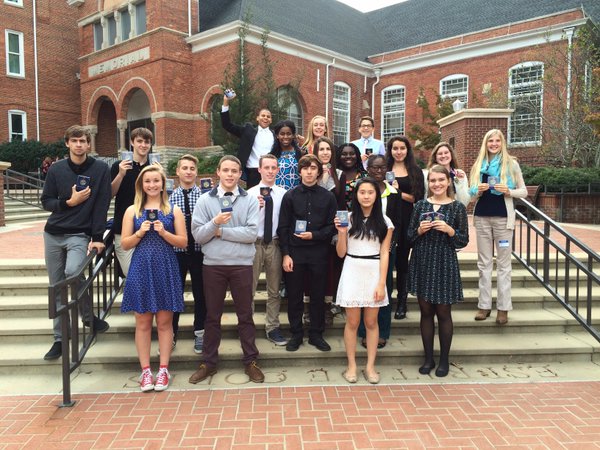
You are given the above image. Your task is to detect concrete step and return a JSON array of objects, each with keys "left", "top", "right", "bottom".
[
  {"left": 0, "top": 306, "right": 595, "bottom": 343},
  {"left": 1, "top": 329, "right": 597, "bottom": 375},
  {"left": 3, "top": 284, "right": 599, "bottom": 319}
]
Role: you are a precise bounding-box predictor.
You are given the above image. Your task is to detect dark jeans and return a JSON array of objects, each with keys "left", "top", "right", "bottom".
[
  {"left": 245, "top": 168, "right": 261, "bottom": 189},
  {"left": 172, "top": 251, "right": 206, "bottom": 338},
  {"left": 202, "top": 265, "right": 258, "bottom": 366},
  {"left": 358, "top": 246, "right": 395, "bottom": 340},
  {"left": 285, "top": 260, "right": 327, "bottom": 339}
]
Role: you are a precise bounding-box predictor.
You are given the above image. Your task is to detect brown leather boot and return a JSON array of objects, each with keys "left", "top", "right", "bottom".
[
  {"left": 474, "top": 309, "right": 491, "bottom": 321},
  {"left": 496, "top": 310, "right": 508, "bottom": 325}
]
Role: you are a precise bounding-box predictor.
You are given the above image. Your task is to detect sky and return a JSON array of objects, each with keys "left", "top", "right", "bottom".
[{"left": 336, "top": 0, "right": 408, "bottom": 12}]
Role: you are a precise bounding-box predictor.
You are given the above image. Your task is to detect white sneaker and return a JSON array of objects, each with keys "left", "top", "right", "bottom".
[{"left": 154, "top": 368, "right": 170, "bottom": 392}]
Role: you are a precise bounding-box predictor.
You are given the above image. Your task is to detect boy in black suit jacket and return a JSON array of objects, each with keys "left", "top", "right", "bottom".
[{"left": 220, "top": 91, "right": 274, "bottom": 188}]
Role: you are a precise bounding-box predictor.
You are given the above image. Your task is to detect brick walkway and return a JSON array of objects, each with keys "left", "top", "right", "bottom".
[{"left": 2, "top": 382, "right": 600, "bottom": 449}]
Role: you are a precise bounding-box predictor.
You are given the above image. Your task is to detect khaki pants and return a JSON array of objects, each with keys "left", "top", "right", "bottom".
[
  {"left": 252, "top": 239, "right": 283, "bottom": 334},
  {"left": 474, "top": 216, "right": 514, "bottom": 311},
  {"left": 114, "top": 234, "right": 134, "bottom": 277}
]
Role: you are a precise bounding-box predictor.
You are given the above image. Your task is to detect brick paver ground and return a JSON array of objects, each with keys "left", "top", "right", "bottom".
[{"left": 2, "top": 382, "right": 600, "bottom": 449}]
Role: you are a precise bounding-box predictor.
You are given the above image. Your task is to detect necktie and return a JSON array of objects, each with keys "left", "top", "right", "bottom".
[
  {"left": 263, "top": 188, "right": 273, "bottom": 244},
  {"left": 183, "top": 189, "right": 195, "bottom": 254},
  {"left": 224, "top": 192, "right": 234, "bottom": 196}
]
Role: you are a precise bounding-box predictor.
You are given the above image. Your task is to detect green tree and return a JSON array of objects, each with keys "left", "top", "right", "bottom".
[
  {"left": 408, "top": 87, "right": 454, "bottom": 151},
  {"left": 210, "top": 12, "right": 301, "bottom": 153}
]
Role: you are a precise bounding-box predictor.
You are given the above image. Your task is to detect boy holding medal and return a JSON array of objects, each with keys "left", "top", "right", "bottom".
[
  {"left": 41, "top": 125, "right": 112, "bottom": 360},
  {"left": 189, "top": 155, "right": 264, "bottom": 384},
  {"left": 278, "top": 154, "right": 337, "bottom": 352}
]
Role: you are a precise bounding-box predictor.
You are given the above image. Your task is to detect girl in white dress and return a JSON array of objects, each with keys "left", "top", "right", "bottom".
[{"left": 335, "top": 178, "right": 394, "bottom": 384}]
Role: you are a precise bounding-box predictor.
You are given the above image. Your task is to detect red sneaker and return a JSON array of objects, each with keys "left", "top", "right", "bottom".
[
  {"left": 139, "top": 369, "right": 154, "bottom": 392},
  {"left": 155, "top": 368, "right": 170, "bottom": 391}
]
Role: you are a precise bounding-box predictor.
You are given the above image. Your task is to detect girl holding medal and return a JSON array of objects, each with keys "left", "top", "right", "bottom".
[{"left": 469, "top": 129, "right": 527, "bottom": 325}]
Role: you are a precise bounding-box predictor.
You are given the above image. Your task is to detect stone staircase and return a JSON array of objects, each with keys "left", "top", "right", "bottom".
[
  {"left": 3, "top": 194, "right": 115, "bottom": 224},
  {"left": 0, "top": 255, "right": 599, "bottom": 380}
]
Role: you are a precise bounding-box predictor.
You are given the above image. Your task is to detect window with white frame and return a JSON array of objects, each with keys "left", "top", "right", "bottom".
[
  {"left": 91, "top": 1, "right": 146, "bottom": 51},
  {"left": 8, "top": 110, "right": 26, "bottom": 141},
  {"left": 332, "top": 82, "right": 350, "bottom": 146},
  {"left": 509, "top": 62, "right": 544, "bottom": 145},
  {"left": 5, "top": 30, "right": 24, "bottom": 77},
  {"left": 277, "top": 86, "right": 303, "bottom": 133},
  {"left": 4, "top": 0, "right": 24, "bottom": 7},
  {"left": 93, "top": 22, "right": 103, "bottom": 51},
  {"left": 381, "top": 85, "right": 405, "bottom": 143},
  {"left": 440, "top": 74, "right": 468, "bottom": 105}
]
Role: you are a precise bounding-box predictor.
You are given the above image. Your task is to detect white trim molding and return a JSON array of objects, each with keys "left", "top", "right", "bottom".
[
  {"left": 373, "top": 18, "right": 587, "bottom": 76},
  {"left": 186, "top": 21, "right": 373, "bottom": 76}
]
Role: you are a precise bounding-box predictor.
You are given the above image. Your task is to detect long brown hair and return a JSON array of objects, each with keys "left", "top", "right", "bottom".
[
  {"left": 133, "top": 165, "right": 171, "bottom": 218},
  {"left": 315, "top": 137, "right": 340, "bottom": 191}
]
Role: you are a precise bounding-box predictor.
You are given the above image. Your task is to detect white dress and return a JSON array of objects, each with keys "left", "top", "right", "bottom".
[{"left": 336, "top": 215, "right": 394, "bottom": 308}]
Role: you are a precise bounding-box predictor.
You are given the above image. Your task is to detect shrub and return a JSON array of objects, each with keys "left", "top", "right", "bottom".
[
  {"left": 521, "top": 165, "right": 600, "bottom": 192},
  {"left": 166, "top": 153, "right": 222, "bottom": 176},
  {"left": 0, "top": 140, "right": 67, "bottom": 173}
]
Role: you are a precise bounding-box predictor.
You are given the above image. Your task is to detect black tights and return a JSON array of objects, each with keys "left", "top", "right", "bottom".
[{"left": 418, "top": 298, "right": 453, "bottom": 372}]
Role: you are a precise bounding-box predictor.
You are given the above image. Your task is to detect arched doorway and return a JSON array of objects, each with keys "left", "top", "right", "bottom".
[
  {"left": 95, "top": 98, "right": 118, "bottom": 157},
  {"left": 125, "top": 89, "right": 153, "bottom": 146}
]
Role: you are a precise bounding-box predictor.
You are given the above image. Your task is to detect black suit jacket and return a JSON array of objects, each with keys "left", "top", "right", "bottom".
[{"left": 220, "top": 110, "right": 273, "bottom": 170}]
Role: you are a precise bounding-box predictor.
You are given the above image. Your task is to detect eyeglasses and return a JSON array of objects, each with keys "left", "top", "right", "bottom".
[
  {"left": 360, "top": 124, "right": 373, "bottom": 129},
  {"left": 369, "top": 166, "right": 386, "bottom": 172}
]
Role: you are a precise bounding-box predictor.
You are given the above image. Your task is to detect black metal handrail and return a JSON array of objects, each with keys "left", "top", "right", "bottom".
[
  {"left": 3, "top": 168, "right": 44, "bottom": 208},
  {"left": 513, "top": 198, "right": 600, "bottom": 342},
  {"left": 48, "top": 230, "right": 123, "bottom": 407}
]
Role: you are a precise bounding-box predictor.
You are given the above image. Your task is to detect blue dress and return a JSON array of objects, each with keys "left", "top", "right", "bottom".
[{"left": 121, "top": 208, "right": 184, "bottom": 313}]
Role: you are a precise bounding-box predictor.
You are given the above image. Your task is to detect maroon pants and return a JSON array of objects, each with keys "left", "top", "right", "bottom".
[{"left": 202, "top": 265, "right": 258, "bottom": 367}]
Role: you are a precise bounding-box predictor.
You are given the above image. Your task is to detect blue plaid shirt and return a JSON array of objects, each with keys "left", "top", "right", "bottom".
[{"left": 169, "top": 185, "right": 203, "bottom": 253}]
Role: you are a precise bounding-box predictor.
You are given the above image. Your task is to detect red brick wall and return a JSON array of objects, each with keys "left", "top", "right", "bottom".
[
  {"left": 96, "top": 100, "right": 117, "bottom": 156},
  {"left": 537, "top": 193, "right": 600, "bottom": 224},
  {"left": 0, "top": 1, "right": 80, "bottom": 143}
]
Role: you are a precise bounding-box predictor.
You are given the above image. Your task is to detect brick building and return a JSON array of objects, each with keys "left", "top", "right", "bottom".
[
  {"left": 0, "top": 0, "right": 80, "bottom": 144},
  {"left": 3, "top": 0, "right": 599, "bottom": 165}
]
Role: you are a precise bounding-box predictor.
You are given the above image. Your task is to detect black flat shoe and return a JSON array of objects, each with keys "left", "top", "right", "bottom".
[
  {"left": 435, "top": 364, "right": 449, "bottom": 377},
  {"left": 394, "top": 310, "right": 406, "bottom": 320},
  {"left": 377, "top": 340, "right": 387, "bottom": 349},
  {"left": 418, "top": 361, "right": 436, "bottom": 375}
]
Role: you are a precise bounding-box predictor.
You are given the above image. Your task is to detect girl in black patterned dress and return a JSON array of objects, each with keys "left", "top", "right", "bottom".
[{"left": 407, "top": 165, "right": 468, "bottom": 377}]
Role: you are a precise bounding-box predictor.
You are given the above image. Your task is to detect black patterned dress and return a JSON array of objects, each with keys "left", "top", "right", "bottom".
[{"left": 407, "top": 200, "right": 469, "bottom": 304}]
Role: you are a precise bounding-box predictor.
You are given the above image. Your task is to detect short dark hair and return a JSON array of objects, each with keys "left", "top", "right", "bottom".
[
  {"left": 359, "top": 116, "right": 375, "bottom": 127},
  {"left": 64, "top": 125, "right": 91, "bottom": 144},
  {"left": 217, "top": 154, "right": 242, "bottom": 170},
  {"left": 298, "top": 154, "right": 323, "bottom": 177},
  {"left": 130, "top": 127, "right": 153, "bottom": 143}
]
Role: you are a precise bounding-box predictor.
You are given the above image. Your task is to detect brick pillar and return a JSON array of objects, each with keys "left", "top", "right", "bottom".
[
  {"left": 0, "top": 161, "right": 12, "bottom": 227},
  {"left": 437, "top": 108, "right": 513, "bottom": 173}
]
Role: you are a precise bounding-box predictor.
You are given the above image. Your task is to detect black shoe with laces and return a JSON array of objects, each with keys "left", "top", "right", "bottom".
[
  {"left": 83, "top": 316, "right": 110, "bottom": 333},
  {"left": 308, "top": 335, "right": 331, "bottom": 352},
  {"left": 44, "top": 341, "right": 62, "bottom": 360},
  {"left": 285, "top": 336, "right": 303, "bottom": 352}
]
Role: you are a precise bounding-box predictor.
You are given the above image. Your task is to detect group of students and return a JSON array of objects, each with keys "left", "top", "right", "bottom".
[{"left": 41, "top": 99, "right": 526, "bottom": 391}]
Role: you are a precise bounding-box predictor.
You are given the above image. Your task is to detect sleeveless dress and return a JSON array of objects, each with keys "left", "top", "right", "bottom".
[
  {"left": 407, "top": 200, "right": 469, "bottom": 305},
  {"left": 121, "top": 208, "right": 184, "bottom": 313},
  {"left": 336, "top": 214, "right": 394, "bottom": 308}
]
